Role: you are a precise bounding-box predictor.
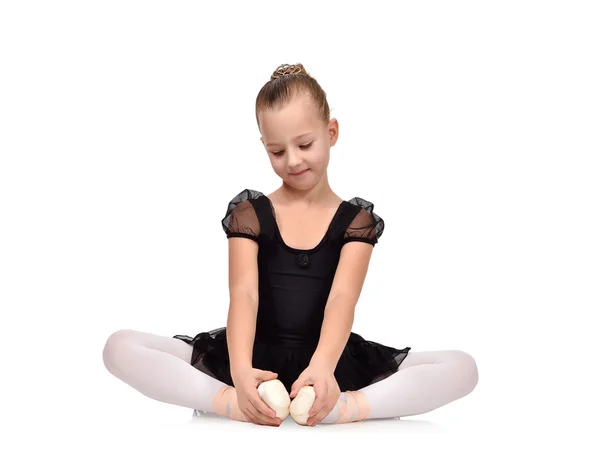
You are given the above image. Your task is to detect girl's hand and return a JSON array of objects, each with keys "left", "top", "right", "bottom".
[
  {"left": 289, "top": 363, "right": 341, "bottom": 426},
  {"left": 232, "top": 367, "right": 282, "bottom": 427}
]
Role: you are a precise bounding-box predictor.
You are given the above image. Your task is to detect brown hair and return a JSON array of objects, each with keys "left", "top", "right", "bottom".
[{"left": 255, "top": 63, "right": 331, "bottom": 131}]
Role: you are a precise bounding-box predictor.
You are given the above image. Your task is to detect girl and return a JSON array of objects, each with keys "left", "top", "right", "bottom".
[{"left": 103, "top": 63, "right": 479, "bottom": 428}]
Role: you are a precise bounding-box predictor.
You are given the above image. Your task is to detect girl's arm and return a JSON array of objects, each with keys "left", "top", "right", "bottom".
[
  {"left": 310, "top": 242, "right": 375, "bottom": 371},
  {"left": 226, "top": 237, "right": 260, "bottom": 382}
]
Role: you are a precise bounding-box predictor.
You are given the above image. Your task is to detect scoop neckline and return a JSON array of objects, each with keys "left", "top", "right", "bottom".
[{"left": 263, "top": 195, "right": 346, "bottom": 254}]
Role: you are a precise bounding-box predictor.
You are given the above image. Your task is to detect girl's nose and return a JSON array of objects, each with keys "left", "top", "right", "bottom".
[{"left": 287, "top": 149, "right": 303, "bottom": 168}]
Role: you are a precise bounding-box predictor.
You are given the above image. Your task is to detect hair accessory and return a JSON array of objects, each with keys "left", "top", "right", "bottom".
[{"left": 271, "top": 63, "right": 306, "bottom": 81}]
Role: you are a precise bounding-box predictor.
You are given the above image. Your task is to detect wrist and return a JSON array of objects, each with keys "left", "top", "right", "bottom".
[
  {"left": 309, "top": 356, "right": 336, "bottom": 373},
  {"left": 230, "top": 362, "right": 252, "bottom": 382}
]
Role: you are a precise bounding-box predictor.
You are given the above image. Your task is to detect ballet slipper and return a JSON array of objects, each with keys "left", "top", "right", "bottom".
[
  {"left": 333, "top": 390, "right": 370, "bottom": 423},
  {"left": 257, "top": 379, "right": 291, "bottom": 420},
  {"left": 289, "top": 385, "right": 316, "bottom": 425},
  {"left": 212, "top": 385, "right": 248, "bottom": 422}
]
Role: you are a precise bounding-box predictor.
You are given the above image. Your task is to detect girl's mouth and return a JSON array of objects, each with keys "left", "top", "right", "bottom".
[{"left": 290, "top": 169, "right": 309, "bottom": 176}]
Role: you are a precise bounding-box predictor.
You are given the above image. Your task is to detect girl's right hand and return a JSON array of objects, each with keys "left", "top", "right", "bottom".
[{"left": 232, "top": 368, "right": 282, "bottom": 426}]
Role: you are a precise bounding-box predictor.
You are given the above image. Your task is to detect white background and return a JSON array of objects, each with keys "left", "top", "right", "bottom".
[{"left": 1, "top": 0, "right": 598, "bottom": 457}]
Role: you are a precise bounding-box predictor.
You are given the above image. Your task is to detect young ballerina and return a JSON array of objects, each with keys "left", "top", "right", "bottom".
[{"left": 103, "top": 63, "right": 479, "bottom": 427}]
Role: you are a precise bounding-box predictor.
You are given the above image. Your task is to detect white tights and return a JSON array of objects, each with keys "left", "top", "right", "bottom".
[{"left": 102, "top": 329, "right": 478, "bottom": 421}]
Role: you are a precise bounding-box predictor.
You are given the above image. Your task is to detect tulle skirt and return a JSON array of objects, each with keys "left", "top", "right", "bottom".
[{"left": 173, "top": 327, "right": 411, "bottom": 393}]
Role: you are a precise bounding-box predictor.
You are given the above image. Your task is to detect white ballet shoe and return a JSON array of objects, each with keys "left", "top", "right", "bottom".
[
  {"left": 257, "top": 379, "right": 291, "bottom": 420},
  {"left": 289, "top": 385, "right": 316, "bottom": 425}
]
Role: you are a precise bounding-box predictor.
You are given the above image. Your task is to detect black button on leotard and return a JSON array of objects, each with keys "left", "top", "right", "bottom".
[{"left": 295, "top": 253, "right": 310, "bottom": 267}]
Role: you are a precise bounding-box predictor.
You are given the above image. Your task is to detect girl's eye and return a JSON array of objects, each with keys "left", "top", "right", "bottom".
[{"left": 271, "top": 142, "right": 312, "bottom": 156}]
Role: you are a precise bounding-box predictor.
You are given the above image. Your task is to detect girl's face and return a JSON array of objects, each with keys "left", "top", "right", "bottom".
[{"left": 259, "top": 93, "right": 338, "bottom": 190}]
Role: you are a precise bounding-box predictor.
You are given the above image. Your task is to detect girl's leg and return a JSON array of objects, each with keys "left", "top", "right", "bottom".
[
  {"left": 321, "top": 350, "right": 479, "bottom": 423},
  {"left": 102, "top": 329, "right": 248, "bottom": 421}
]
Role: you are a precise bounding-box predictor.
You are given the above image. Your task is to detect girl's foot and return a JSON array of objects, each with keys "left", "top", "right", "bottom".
[
  {"left": 257, "top": 379, "right": 291, "bottom": 420},
  {"left": 289, "top": 387, "right": 370, "bottom": 425},
  {"left": 289, "top": 385, "right": 316, "bottom": 425}
]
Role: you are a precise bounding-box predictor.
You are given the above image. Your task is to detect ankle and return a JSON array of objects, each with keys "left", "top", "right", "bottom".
[
  {"left": 211, "top": 385, "right": 248, "bottom": 422},
  {"left": 333, "top": 390, "right": 370, "bottom": 423}
]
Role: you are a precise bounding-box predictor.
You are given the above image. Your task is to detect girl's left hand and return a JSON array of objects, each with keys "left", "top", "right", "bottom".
[{"left": 289, "top": 363, "right": 341, "bottom": 426}]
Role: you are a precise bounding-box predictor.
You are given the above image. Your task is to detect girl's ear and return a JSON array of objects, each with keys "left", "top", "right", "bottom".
[{"left": 328, "top": 118, "right": 339, "bottom": 145}]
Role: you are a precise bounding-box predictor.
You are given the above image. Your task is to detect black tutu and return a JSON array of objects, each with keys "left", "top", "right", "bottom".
[{"left": 173, "top": 327, "right": 411, "bottom": 393}]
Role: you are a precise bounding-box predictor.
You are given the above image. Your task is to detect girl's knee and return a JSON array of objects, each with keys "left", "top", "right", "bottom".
[
  {"left": 451, "top": 350, "right": 479, "bottom": 395},
  {"left": 102, "top": 329, "right": 136, "bottom": 371}
]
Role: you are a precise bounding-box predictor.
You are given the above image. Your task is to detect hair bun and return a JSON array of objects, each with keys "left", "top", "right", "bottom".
[{"left": 271, "top": 63, "right": 307, "bottom": 81}]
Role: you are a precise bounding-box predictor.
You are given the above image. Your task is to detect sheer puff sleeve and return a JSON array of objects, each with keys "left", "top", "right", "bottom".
[
  {"left": 221, "top": 189, "right": 264, "bottom": 243},
  {"left": 342, "top": 197, "right": 385, "bottom": 246}
]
